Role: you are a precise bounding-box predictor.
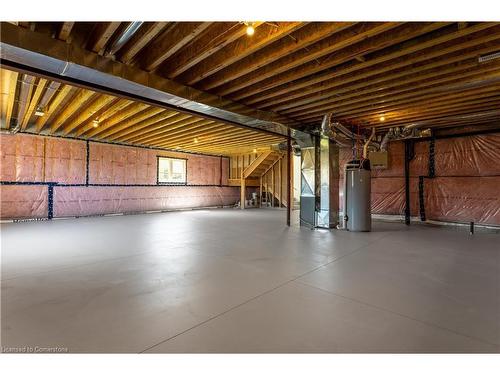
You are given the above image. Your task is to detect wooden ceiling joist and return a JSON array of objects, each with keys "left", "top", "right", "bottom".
[
  {"left": 86, "top": 22, "right": 121, "bottom": 54},
  {"left": 2, "top": 21, "right": 499, "bottom": 149},
  {"left": 196, "top": 22, "right": 356, "bottom": 91},
  {"left": 246, "top": 23, "right": 499, "bottom": 108},
  {"left": 160, "top": 22, "right": 265, "bottom": 79},
  {"left": 2, "top": 70, "right": 19, "bottom": 130},
  {"left": 117, "top": 22, "right": 168, "bottom": 64},
  {"left": 179, "top": 22, "right": 305, "bottom": 85},
  {"left": 213, "top": 22, "right": 404, "bottom": 98},
  {"left": 266, "top": 40, "right": 500, "bottom": 112},
  {"left": 226, "top": 22, "right": 458, "bottom": 102},
  {"left": 58, "top": 22, "right": 74, "bottom": 42},
  {"left": 138, "top": 22, "right": 211, "bottom": 71}
]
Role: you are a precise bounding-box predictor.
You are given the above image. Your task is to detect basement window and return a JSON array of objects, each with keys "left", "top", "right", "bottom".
[{"left": 157, "top": 157, "right": 187, "bottom": 184}]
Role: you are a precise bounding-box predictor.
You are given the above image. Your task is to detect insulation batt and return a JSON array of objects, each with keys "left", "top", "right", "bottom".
[
  {"left": 0, "top": 133, "right": 235, "bottom": 219},
  {"left": 339, "top": 133, "right": 500, "bottom": 225}
]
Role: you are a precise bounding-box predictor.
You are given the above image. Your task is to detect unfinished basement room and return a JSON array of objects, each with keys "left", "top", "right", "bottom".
[{"left": 1, "top": 6, "right": 500, "bottom": 367}]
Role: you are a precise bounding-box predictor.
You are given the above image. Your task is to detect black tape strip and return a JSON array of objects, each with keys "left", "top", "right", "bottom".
[
  {"left": 428, "top": 137, "right": 435, "bottom": 178},
  {"left": 418, "top": 176, "right": 426, "bottom": 222},
  {"left": 47, "top": 183, "right": 54, "bottom": 219}
]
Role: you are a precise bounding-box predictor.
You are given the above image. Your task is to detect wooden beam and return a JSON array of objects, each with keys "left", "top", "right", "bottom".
[
  {"left": 270, "top": 41, "right": 500, "bottom": 113},
  {"left": 87, "top": 22, "right": 121, "bottom": 53},
  {"left": 248, "top": 23, "right": 496, "bottom": 108},
  {"left": 138, "top": 22, "right": 211, "bottom": 71},
  {"left": 85, "top": 102, "right": 150, "bottom": 138},
  {"left": 227, "top": 178, "right": 260, "bottom": 187},
  {"left": 118, "top": 22, "right": 168, "bottom": 64},
  {"left": 198, "top": 22, "right": 355, "bottom": 91},
  {"left": 228, "top": 22, "right": 447, "bottom": 102},
  {"left": 271, "top": 165, "right": 274, "bottom": 207},
  {"left": 259, "top": 177, "right": 263, "bottom": 208},
  {"left": 216, "top": 22, "right": 403, "bottom": 98},
  {"left": 115, "top": 113, "right": 198, "bottom": 142},
  {"left": 242, "top": 151, "right": 272, "bottom": 178},
  {"left": 36, "top": 85, "right": 75, "bottom": 132},
  {"left": 50, "top": 90, "right": 96, "bottom": 133},
  {"left": 293, "top": 68, "right": 500, "bottom": 122},
  {"left": 179, "top": 22, "right": 305, "bottom": 85},
  {"left": 105, "top": 110, "right": 181, "bottom": 141},
  {"left": 93, "top": 107, "right": 165, "bottom": 139},
  {"left": 283, "top": 55, "right": 500, "bottom": 118},
  {"left": 3, "top": 70, "right": 18, "bottom": 130},
  {"left": 62, "top": 95, "right": 118, "bottom": 135},
  {"left": 20, "top": 78, "right": 47, "bottom": 131},
  {"left": 240, "top": 174, "right": 246, "bottom": 209},
  {"left": 58, "top": 22, "right": 75, "bottom": 42},
  {"left": 119, "top": 114, "right": 204, "bottom": 143},
  {"left": 76, "top": 99, "right": 133, "bottom": 136},
  {"left": 160, "top": 22, "right": 264, "bottom": 79}
]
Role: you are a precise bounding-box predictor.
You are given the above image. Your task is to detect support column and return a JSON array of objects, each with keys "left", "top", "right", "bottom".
[
  {"left": 240, "top": 174, "right": 246, "bottom": 210},
  {"left": 286, "top": 128, "right": 292, "bottom": 226},
  {"left": 404, "top": 139, "right": 415, "bottom": 225},
  {"left": 259, "top": 176, "right": 262, "bottom": 208}
]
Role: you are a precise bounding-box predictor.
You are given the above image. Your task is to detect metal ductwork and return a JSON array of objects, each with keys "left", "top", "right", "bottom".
[
  {"left": 0, "top": 23, "right": 293, "bottom": 137},
  {"left": 380, "top": 126, "right": 433, "bottom": 151},
  {"left": 11, "top": 74, "right": 35, "bottom": 133},
  {"left": 105, "top": 22, "right": 144, "bottom": 57}
]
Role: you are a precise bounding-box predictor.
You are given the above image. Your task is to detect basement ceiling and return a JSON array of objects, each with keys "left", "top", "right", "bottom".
[
  {"left": 3, "top": 21, "right": 500, "bottom": 133},
  {"left": 0, "top": 68, "right": 285, "bottom": 155}
]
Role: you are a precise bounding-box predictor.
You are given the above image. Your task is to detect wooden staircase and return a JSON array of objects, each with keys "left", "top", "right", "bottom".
[{"left": 240, "top": 151, "right": 286, "bottom": 209}]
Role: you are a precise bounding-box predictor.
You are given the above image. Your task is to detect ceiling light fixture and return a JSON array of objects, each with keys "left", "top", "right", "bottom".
[
  {"left": 34, "top": 107, "right": 45, "bottom": 117},
  {"left": 253, "top": 148, "right": 257, "bottom": 153},
  {"left": 478, "top": 51, "right": 500, "bottom": 63},
  {"left": 379, "top": 115, "right": 385, "bottom": 122},
  {"left": 193, "top": 137, "right": 199, "bottom": 144},
  {"left": 92, "top": 118, "right": 100, "bottom": 128},
  {"left": 244, "top": 22, "right": 255, "bottom": 36}
]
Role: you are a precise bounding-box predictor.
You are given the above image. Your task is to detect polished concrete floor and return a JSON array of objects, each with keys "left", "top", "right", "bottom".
[{"left": 1, "top": 209, "right": 499, "bottom": 353}]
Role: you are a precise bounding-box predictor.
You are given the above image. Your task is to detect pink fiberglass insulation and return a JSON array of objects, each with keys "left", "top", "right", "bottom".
[
  {"left": 53, "top": 186, "right": 239, "bottom": 217},
  {"left": 425, "top": 176, "right": 500, "bottom": 225},
  {"left": 434, "top": 133, "right": 500, "bottom": 176},
  {"left": 89, "top": 142, "right": 228, "bottom": 185},
  {"left": 0, "top": 133, "right": 44, "bottom": 182},
  {"left": 0, "top": 185, "right": 47, "bottom": 219},
  {"left": 44, "top": 137, "right": 86, "bottom": 184},
  {"left": 221, "top": 158, "right": 230, "bottom": 184}
]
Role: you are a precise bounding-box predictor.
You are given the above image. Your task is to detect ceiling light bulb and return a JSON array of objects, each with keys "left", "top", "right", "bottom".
[
  {"left": 253, "top": 148, "right": 257, "bottom": 153},
  {"left": 194, "top": 137, "right": 199, "bottom": 144},
  {"left": 246, "top": 23, "right": 255, "bottom": 36},
  {"left": 92, "top": 119, "right": 99, "bottom": 128},
  {"left": 379, "top": 116, "right": 385, "bottom": 122},
  {"left": 34, "top": 107, "right": 45, "bottom": 117}
]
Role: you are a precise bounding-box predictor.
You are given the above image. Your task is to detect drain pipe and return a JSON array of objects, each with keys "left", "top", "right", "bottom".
[{"left": 362, "top": 128, "right": 376, "bottom": 159}]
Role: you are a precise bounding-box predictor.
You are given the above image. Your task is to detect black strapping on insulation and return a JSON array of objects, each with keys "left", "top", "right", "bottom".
[
  {"left": 418, "top": 176, "right": 426, "bottom": 222},
  {"left": 47, "top": 183, "right": 54, "bottom": 219},
  {"left": 428, "top": 137, "right": 435, "bottom": 178},
  {"left": 85, "top": 140, "right": 90, "bottom": 186}
]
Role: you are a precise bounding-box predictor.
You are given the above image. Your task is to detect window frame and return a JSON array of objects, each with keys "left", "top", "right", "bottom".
[{"left": 156, "top": 156, "right": 188, "bottom": 185}]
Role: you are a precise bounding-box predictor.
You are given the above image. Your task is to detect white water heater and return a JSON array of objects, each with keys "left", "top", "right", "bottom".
[{"left": 344, "top": 159, "right": 371, "bottom": 232}]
